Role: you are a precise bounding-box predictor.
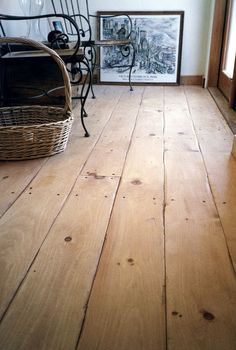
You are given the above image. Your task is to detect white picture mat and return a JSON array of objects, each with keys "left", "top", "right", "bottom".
[{"left": 99, "top": 13, "right": 183, "bottom": 84}]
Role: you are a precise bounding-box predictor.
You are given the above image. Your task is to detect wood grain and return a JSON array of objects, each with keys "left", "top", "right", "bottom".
[
  {"left": 0, "top": 86, "right": 123, "bottom": 320},
  {"left": 0, "top": 86, "right": 235, "bottom": 350},
  {"left": 78, "top": 87, "right": 166, "bottom": 350},
  {"left": 185, "top": 86, "right": 236, "bottom": 270},
  {"left": 232, "top": 135, "right": 236, "bottom": 158},
  {"left": 165, "top": 151, "right": 236, "bottom": 350},
  {"left": 218, "top": 70, "right": 231, "bottom": 101},
  {"left": 82, "top": 87, "right": 144, "bottom": 177},
  {"left": 0, "top": 158, "right": 46, "bottom": 217},
  {"left": 165, "top": 86, "right": 236, "bottom": 349},
  {"left": 184, "top": 86, "right": 233, "bottom": 153},
  {"left": 0, "top": 85, "right": 120, "bottom": 219},
  {"left": 207, "top": 0, "right": 227, "bottom": 87},
  {"left": 180, "top": 75, "right": 203, "bottom": 86},
  {"left": 209, "top": 87, "right": 236, "bottom": 134},
  {"left": 0, "top": 176, "right": 119, "bottom": 350}
]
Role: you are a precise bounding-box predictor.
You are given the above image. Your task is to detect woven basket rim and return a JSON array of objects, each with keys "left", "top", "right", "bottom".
[
  {"left": 0, "top": 38, "right": 74, "bottom": 160},
  {"left": 0, "top": 115, "right": 73, "bottom": 130},
  {"left": 0, "top": 105, "right": 66, "bottom": 110},
  {"left": 0, "top": 105, "right": 73, "bottom": 129}
]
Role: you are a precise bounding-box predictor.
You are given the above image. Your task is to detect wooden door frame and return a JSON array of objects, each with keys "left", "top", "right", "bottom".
[
  {"left": 218, "top": 0, "right": 236, "bottom": 104},
  {"left": 208, "top": 0, "right": 236, "bottom": 108},
  {"left": 230, "top": 57, "right": 236, "bottom": 107},
  {"left": 207, "top": 0, "right": 228, "bottom": 87}
]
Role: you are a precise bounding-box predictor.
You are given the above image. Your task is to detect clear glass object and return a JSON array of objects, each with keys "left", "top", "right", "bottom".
[{"left": 19, "top": 0, "right": 45, "bottom": 41}]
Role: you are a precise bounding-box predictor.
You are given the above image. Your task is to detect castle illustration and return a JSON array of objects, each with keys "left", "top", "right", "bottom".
[{"left": 102, "top": 17, "right": 177, "bottom": 75}]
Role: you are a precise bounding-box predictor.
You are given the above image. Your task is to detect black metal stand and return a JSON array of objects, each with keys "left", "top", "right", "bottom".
[
  {"left": 49, "top": 1, "right": 135, "bottom": 93},
  {"left": 0, "top": 13, "right": 93, "bottom": 137}
]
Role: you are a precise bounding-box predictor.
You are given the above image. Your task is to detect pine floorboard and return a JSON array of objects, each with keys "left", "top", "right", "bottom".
[
  {"left": 78, "top": 86, "right": 165, "bottom": 350},
  {"left": 165, "top": 86, "right": 236, "bottom": 350},
  {"left": 0, "top": 85, "right": 235, "bottom": 350},
  {"left": 0, "top": 85, "right": 124, "bottom": 320}
]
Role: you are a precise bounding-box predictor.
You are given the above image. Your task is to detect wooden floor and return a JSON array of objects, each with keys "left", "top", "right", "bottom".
[{"left": 0, "top": 85, "right": 236, "bottom": 350}]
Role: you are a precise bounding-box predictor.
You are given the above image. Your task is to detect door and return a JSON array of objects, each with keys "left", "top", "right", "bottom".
[{"left": 218, "top": 0, "right": 236, "bottom": 108}]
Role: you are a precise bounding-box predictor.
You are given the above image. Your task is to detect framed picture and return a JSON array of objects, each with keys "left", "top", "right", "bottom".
[
  {"left": 98, "top": 11, "right": 184, "bottom": 85},
  {"left": 48, "top": 17, "right": 65, "bottom": 33}
]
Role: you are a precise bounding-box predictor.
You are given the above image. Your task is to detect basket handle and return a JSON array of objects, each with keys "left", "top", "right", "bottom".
[{"left": 0, "top": 37, "right": 72, "bottom": 114}]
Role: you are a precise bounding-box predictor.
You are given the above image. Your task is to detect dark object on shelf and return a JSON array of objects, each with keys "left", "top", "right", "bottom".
[{"left": 47, "top": 30, "right": 69, "bottom": 49}]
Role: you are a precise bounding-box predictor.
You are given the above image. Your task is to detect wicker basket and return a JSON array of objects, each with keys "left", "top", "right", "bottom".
[{"left": 0, "top": 37, "right": 73, "bottom": 160}]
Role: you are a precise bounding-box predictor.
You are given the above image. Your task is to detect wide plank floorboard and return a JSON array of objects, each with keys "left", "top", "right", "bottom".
[
  {"left": 0, "top": 175, "right": 119, "bottom": 350},
  {"left": 165, "top": 86, "right": 236, "bottom": 350},
  {"left": 0, "top": 158, "right": 47, "bottom": 218},
  {"left": 0, "top": 85, "right": 235, "bottom": 350},
  {"left": 185, "top": 86, "right": 236, "bottom": 269},
  {"left": 82, "top": 87, "right": 144, "bottom": 177},
  {"left": 0, "top": 86, "right": 123, "bottom": 319},
  {"left": 78, "top": 86, "right": 166, "bottom": 350}
]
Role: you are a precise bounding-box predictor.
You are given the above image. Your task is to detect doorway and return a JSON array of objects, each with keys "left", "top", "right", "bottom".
[
  {"left": 208, "top": 0, "right": 236, "bottom": 111},
  {"left": 218, "top": 0, "right": 236, "bottom": 108}
]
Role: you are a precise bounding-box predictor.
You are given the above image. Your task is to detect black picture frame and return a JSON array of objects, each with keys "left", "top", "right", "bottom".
[{"left": 98, "top": 11, "right": 184, "bottom": 85}]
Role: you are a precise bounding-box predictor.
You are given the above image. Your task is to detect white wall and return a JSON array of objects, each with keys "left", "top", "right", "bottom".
[
  {"left": 89, "top": 0, "right": 213, "bottom": 76},
  {"left": 1, "top": 0, "right": 214, "bottom": 77}
]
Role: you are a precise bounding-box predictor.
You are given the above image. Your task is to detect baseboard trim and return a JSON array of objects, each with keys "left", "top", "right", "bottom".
[
  {"left": 232, "top": 136, "right": 236, "bottom": 158},
  {"left": 92, "top": 74, "right": 203, "bottom": 86},
  {"left": 180, "top": 75, "right": 203, "bottom": 86}
]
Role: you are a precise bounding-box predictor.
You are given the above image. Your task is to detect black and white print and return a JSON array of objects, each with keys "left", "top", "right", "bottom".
[{"left": 99, "top": 12, "right": 184, "bottom": 84}]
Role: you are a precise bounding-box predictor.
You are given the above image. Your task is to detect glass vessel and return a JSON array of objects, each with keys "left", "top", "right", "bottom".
[{"left": 19, "top": 0, "right": 45, "bottom": 41}]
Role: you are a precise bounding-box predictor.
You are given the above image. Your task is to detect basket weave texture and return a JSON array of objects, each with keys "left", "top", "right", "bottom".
[{"left": 0, "top": 37, "right": 73, "bottom": 160}]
